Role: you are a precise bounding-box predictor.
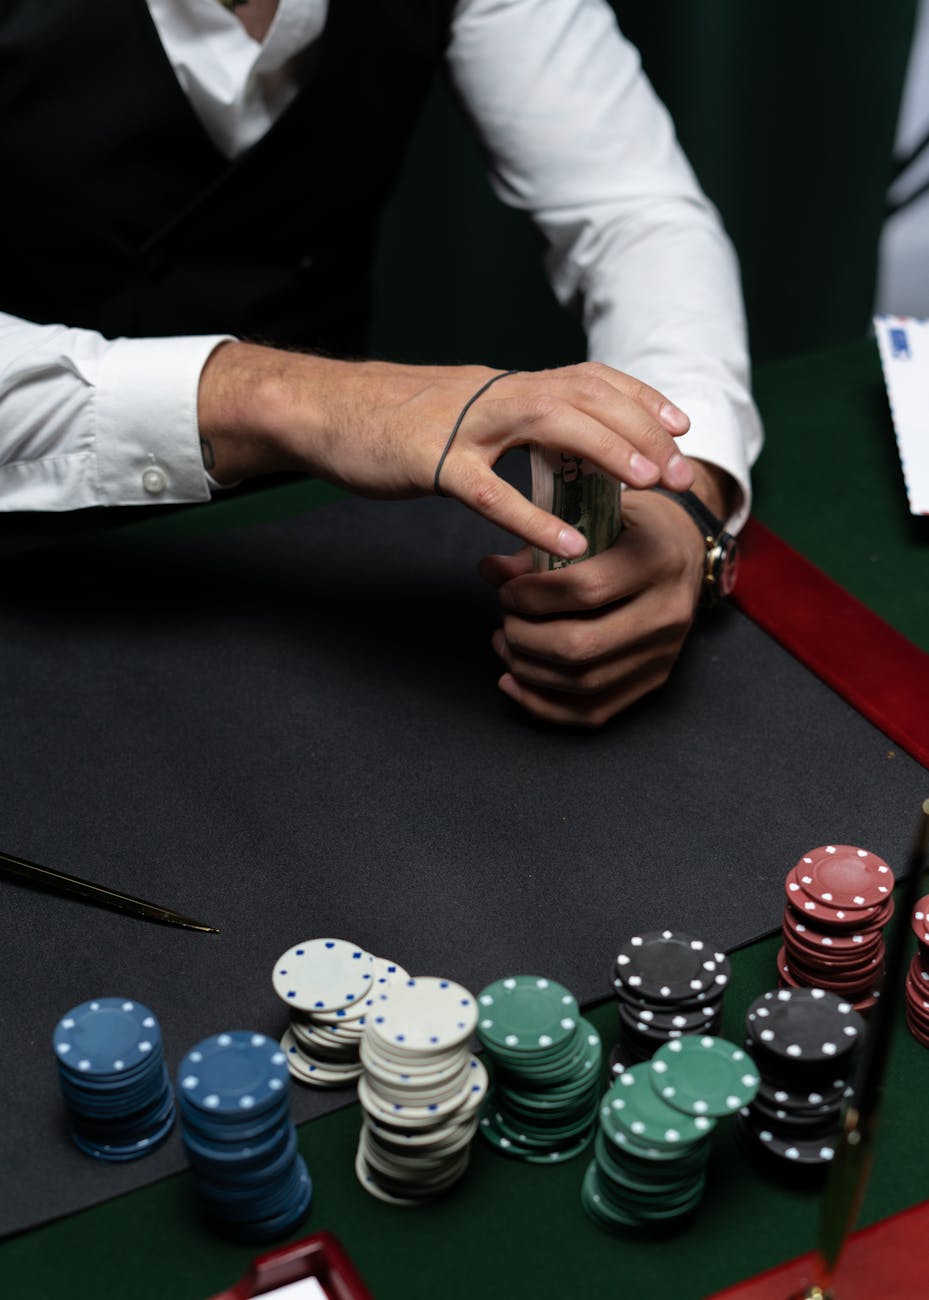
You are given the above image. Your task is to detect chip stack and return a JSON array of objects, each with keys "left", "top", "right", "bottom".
[
  {"left": 609, "top": 931, "right": 731, "bottom": 1077},
  {"left": 271, "top": 937, "right": 407, "bottom": 1087},
  {"left": 177, "top": 1031, "right": 311, "bottom": 1242},
  {"left": 582, "top": 1036, "right": 759, "bottom": 1232},
  {"left": 476, "top": 975, "right": 602, "bottom": 1163},
  {"left": 779, "top": 845, "right": 894, "bottom": 1012},
  {"left": 52, "top": 997, "right": 175, "bottom": 1162},
  {"left": 737, "top": 988, "right": 864, "bottom": 1174},
  {"left": 905, "top": 895, "right": 929, "bottom": 1045},
  {"left": 355, "top": 976, "right": 485, "bottom": 1204}
]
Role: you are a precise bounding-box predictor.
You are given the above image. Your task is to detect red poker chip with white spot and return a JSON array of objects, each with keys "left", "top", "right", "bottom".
[
  {"left": 781, "top": 908, "right": 883, "bottom": 956},
  {"left": 911, "top": 895, "right": 929, "bottom": 948},
  {"left": 794, "top": 845, "right": 893, "bottom": 910},
  {"left": 784, "top": 867, "right": 894, "bottom": 930}
]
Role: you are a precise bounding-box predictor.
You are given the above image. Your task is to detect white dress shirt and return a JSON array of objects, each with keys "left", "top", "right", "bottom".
[{"left": 0, "top": 0, "right": 762, "bottom": 526}]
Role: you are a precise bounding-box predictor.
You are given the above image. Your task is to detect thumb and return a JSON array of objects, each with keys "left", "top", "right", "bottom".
[{"left": 477, "top": 546, "right": 534, "bottom": 588}]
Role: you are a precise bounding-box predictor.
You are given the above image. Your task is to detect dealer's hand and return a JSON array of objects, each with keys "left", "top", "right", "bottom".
[
  {"left": 198, "top": 345, "right": 695, "bottom": 562},
  {"left": 478, "top": 461, "right": 738, "bottom": 728}
]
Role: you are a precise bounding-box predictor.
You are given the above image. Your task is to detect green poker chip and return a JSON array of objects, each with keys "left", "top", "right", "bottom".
[
  {"left": 480, "top": 1112, "right": 592, "bottom": 1163},
  {"left": 601, "top": 1065, "right": 717, "bottom": 1148},
  {"left": 649, "top": 1035, "right": 761, "bottom": 1118},
  {"left": 477, "top": 977, "right": 579, "bottom": 1054}
]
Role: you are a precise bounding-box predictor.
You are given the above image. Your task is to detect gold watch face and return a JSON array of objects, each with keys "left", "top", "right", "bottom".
[{"left": 705, "top": 536, "right": 738, "bottom": 603}]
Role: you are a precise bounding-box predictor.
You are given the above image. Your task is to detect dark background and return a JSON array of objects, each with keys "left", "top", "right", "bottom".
[{"left": 371, "top": 0, "right": 918, "bottom": 369}]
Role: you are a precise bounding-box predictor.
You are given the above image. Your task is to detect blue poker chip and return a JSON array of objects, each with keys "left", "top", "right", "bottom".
[
  {"left": 58, "top": 1065, "right": 167, "bottom": 1117},
  {"left": 177, "top": 1089, "right": 289, "bottom": 1143},
  {"left": 53, "top": 998, "right": 162, "bottom": 1077},
  {"left": 181, "top": 1116, "right": 292, "bottom": 1168},
  {"left": 186, "top": 1126, "right": 298, "bottom": 1188},
  {"left": 70, "top": 1104, "right": 176, "bottom": 1162},
  {"left": 178, "top": 1032, "right": 290, "bottom": 1118},
  {"left": 202, "top": 1159, "right": 313, "bottom": 1243}
]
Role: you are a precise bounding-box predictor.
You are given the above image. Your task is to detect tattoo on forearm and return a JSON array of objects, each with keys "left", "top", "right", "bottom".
[{"left": 200, "top": 437, "right": 216, "bottom": 472}]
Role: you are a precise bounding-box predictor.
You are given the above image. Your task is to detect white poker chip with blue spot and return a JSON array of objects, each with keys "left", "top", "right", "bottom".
[
  {"left": 281, "top": 1028, "right": 363, "bottom": 1087},
  {"left": 313, "top": 956, "right": 409, "bottom": 1025},
  {"left": 53, "top": 998, "right": 161, "bottom": 1077},
  {"left": 179, "top": 1032, "right": 289, "bottom": 1116},
  {"left": 366, "top": 976, "right": 478, "bottom": 1055},
  {"left": 271, "top": 938, "right": 375, "bottom": 1014}
]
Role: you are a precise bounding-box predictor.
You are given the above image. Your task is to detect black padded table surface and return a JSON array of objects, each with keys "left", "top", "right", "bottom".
[{"left": 1, "top": 482, "right": 926, "bottom": 1239}]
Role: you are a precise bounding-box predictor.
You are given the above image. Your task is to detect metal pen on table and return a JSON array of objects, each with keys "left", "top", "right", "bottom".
[{"left": 0, "top": 848, "right": 220, "bottom": 933}]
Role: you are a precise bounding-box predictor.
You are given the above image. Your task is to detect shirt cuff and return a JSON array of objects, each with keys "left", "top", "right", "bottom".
[
  {"left": 658, "top": 389, "right": 763, "bottom": 535},
  {"left": 93, "top": 335, "right": 234, "bottom": 506}
]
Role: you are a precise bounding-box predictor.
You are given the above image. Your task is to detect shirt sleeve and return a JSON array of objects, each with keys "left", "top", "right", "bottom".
[
  {"left": 447, "top": 0, "right": 763, "bottom": 532},
  {"left": 0, "top": 311, "right": 233, "bottom": 512}
]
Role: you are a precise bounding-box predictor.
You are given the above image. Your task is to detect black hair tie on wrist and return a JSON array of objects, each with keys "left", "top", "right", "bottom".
[{"left": 433, "top": 369, "right": 520, "bottom": 497}]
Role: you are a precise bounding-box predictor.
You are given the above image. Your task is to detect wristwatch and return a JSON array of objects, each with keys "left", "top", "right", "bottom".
[{"left": 651, "top": 488, "right": 739, "bottom": 606}]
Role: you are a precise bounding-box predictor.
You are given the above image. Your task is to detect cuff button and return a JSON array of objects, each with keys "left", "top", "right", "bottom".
[{"left": 142, "top": 465, "right": 167, "bottom": 495}]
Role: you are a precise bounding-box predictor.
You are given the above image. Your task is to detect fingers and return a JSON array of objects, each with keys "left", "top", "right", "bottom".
[
  {"left": 531, "top": 362, "right": 694, "bottom": 490},
  {"left": 484, "top": 545, "right": 650, "bottom": 618},
  {"left": 442, "top": 459, "right": 591, "bottom": 559},
  {"left": 582, "top": 360, "right": 690, "bottom": 435},
  {"left": 468, "top": 388, "right": 691, "bottom": 493},
  {"left": 477, "top": 547, "right": 533, "bottom": 589},
  {"left": 496, "top": 659, "right": 675, "bottom": 730},
  {"left": 491, "top": 592, "right": 689, "bottom": 693}
]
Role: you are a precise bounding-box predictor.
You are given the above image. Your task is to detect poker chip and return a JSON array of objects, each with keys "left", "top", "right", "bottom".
[
  {"left": 177, "top": 1029, "right": 310, "bottom": 1242},
  {"left": 615, "top": 932, "right": 729, "bottom": 1002},
  {"left": 476, "top": 975, "right": 601, "bottom": 1164},
  {"left": 179, "top": 1032, "right": 289, "bottom": 1117},
  {"left": 746, "top": 988, "right": 864, "bottom": 1066},
  {"left": 905, "top": 896, "right": 929, "bottom": 1047},
  {"left": 648, "top": 1036, "right": 760, "bottom": 1117},
  {"left": 798, "top": 845, "right": 893, "bottom": 909},
  {"left": 271, "top": 938, "right": 374, "bottom": 1013},
  {"left": 780, "top": 846, "right": 894, "bottom": 1010},
  {"left": 355, "top": 973, "right": 482, "bottom": 1203},
  {"left": 582, "top": 1064, "right": 714, "bottom": 1232},
  {"left": 51, "top": 998, "right": 175, "bottom": 1162},
  {"left": 477, "top": 976, "right": 578, "bottom": 1053},
  {"left": 740, "top": 987, "right": 860, "bottom": 1176},
  {"left": 272, "top": 941, "right": 408, "bottom": 1088},
  {"left": 610, "top": 930, "right": 729, "bottom": 1066}
]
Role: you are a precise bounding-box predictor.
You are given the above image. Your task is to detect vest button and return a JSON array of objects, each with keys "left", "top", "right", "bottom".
[{"left": 142, "top": 466, "right": 167, "bottom": 495}]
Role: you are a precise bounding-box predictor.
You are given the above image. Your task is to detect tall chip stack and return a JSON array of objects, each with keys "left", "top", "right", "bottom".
[
  {"left": 779, "top": 845, "right": 894, "bottom": 1012},
  {"left": 737, "top": 987, "right": 864, "bottom": 1176},
  {"left": 582, "top": 1035, "right": 759, "bottom": 1232},
  {"left": 905, "top": 894, "right": 929, "bottom": 1045},
  {"left": 177, "top": 1031, "right": 312, "bottom": 1242},
  {"left": 476, "top": 975, "right": 603, "bottom": 1163},
  {"left": 609, "top": 931, "right": 730, "bottom": 1077},
  {"left": 355, "top": 976, "right": 485, "bottom": 1204},
  {"left": 52, "top": 997, "right": 175, "bottom": 1162}
]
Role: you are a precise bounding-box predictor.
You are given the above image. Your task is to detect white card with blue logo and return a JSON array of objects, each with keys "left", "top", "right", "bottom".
[{"left": 874, "top": 314, "right": 929, "bottom": 516}]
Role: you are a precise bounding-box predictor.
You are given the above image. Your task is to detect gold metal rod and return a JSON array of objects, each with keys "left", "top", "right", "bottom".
[
  {"left": 0, "top": 849, "right": 220, "bottom": 933},
  {"left": 797, "top": 798, "right": 929, "bottom": 1299}
]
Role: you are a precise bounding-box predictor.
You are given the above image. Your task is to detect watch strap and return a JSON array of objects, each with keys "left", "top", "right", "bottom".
[{"left": 650, "top": 487, "right": 738, "bottom": 606}]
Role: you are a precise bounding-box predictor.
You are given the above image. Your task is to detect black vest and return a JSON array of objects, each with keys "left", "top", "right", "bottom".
[{"left": 0, "top": 1, "right": 454, "bottom": 355}]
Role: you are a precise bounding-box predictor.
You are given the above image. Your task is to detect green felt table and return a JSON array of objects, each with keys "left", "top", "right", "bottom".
[{"left": 3, "top": 338, "right": 928, "bottom": 1300}]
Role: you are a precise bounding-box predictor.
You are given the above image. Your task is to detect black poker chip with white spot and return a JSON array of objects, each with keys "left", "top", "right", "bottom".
[
  {"left": 610, "top": 929, "right": 730, "bottom": 1069},
  {"left": 745, "top": 988, "right": 864, "bottom": 1067},
  {"left": 614, "top": 932, "right": 730, "bottom": 1003},
  {"left": 739, "top": 986, "right": 860, "bottom": 1175}
]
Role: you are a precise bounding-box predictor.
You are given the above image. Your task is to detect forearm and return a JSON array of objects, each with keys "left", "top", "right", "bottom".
[
  {"left": 449, "top": 0, "right": 762, "bottom": 532},
  {"left": 0, "top": 311, "right": 222, "bottom": 511}
]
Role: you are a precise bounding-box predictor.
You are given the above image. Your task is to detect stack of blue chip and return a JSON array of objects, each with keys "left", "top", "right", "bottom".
[
  {"left": 177, "top": 1030, "right": 312, "bottom": 1243},
  {"left": 52, "top": 997, "right": 175, "bottom": 1161}
]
